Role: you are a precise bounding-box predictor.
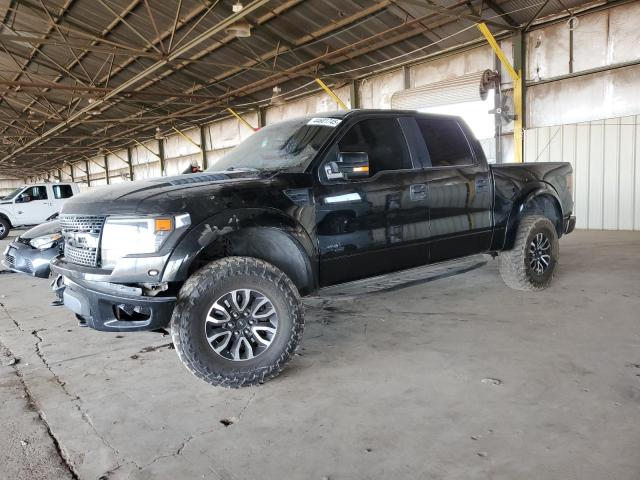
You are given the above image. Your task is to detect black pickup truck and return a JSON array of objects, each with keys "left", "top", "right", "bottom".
[{"left": 52, "top": 110, "right": 575, "bottom": 388}]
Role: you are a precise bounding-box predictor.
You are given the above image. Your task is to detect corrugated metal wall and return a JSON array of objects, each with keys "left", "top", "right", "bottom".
[{"left": 525, "top": 116, "right": 640, "bottom": 230}]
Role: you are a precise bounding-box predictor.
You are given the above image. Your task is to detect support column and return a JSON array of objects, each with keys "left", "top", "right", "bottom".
[
  {"left": 126, "top": 147, "right": 134, "bottom": 181},
  {"left": 402, "top": 65, "right": 411, "bottom": 90},
  {"left": 349, "top": 80, "right": 359, "bottom": 109},
  {"left": 493, "top": 53, "right": 503, "bottom": 164},
  {"left": 104, "top": 155, "right": 110, "bottom": 184},
  {"left": 200, "top": 125, "right": 208, "bottom": 170},
  {"left": 158, "top": 138, "right": 165, "bottom": 177},
  {"left": 84, "top": 160, "right": 91, "bottom": 187},
  {"left": 257, "top": 106, "right": 267, "bottom": 128},
  {"left": 513, "top": 30, "right": 526, "bottom": 163}
]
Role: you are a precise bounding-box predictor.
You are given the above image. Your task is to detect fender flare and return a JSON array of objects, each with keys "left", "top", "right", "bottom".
[
  {"left": 162, "top": 208, "right": 317, "bottom": 294},
  {"left": 502, "top": 182, "right": 563, "bottom": 250}
]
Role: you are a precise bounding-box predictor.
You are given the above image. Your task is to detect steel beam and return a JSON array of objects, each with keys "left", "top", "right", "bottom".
[
  {"left": 0, "top": 0, "right": 271, "bottom": 166},
  {"left": 315, "top": 78, "right": 348, "bottom": 110},
  {"left": 226, "top": 108, "right": 257, "bottom": 132},
  {"left": 399, "top": 0, "right": 517, "bottom": 31}
]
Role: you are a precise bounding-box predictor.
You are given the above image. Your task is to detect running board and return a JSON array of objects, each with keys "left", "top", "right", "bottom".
[{"left": 315, "top": 255, "right": 487, "bottom": 300}]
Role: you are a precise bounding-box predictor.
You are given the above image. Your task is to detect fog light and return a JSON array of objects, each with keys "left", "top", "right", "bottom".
[
  {"left": 114, "top": 304, "right": 151, "bottom": 321},
  {"left": 148, "top": 269, "right": 159, "bottom": 276}
]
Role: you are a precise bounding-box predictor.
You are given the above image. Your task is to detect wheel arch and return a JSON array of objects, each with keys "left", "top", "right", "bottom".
[
  {"left": 503, "top": 184, "right": 563, "bottom": 251},
  {"left": 163, "top": 209, "right": 317, "bottom": 295},
  {"left": 0, "top": 210, "right": 13, "bottom": 226}
]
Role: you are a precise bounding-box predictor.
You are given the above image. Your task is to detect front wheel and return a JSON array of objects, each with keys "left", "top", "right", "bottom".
[
  {"left": 0, "top": 217, "right": 10, "bottom": 240},
  {"left": 171, "top": 257, "right": 304, "bottom": 388},
  {"left": 499, "top": 215, "right": 559, "bottom": 291}
]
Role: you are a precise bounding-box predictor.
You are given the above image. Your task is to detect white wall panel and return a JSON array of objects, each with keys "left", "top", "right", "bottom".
[
  {"left": 528, "top": 22, "right": 569, "bottom": 81},
  {"left": 525, "top": 115, "right": 640, "bottom": 230},
  {"left": 133, "top": 161, "right": 161, "bottom": 180},
  {"left": 205, "top": 113, "right": 257, "bottom": 151},
  {"left": 359, "top": 70, "right": 403, "bottom": 109},
  {"left": 164, "top": 127, "right": 200, "bottom": 160},
  {"left": 411, "top": 46, "right": 493, "bottom": 87},
  {"left": 527, "top": 65, "right": 640, "bottom": 128},
  {"left": 131, "top": 140, "right": 160, "bottom": 165},
  {"left": 607, "top": 2, "right": 640, "bottom": 65},
  {"left": 265, "top": 87, "right": 350, "bottom": 124},
  {"left": 573, "top": 12, "right": 608, "bottom": 72},
  {"left": 165, "top": 153, "right": 201, "bottom": 176}
]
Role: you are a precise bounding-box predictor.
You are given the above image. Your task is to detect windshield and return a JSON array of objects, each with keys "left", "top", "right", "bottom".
[
  {"left": 206, "top": 117, "right": 340, "bottom": 172},
  {"left": 1, "top": 186, "right": 24, "bottom": 201}
]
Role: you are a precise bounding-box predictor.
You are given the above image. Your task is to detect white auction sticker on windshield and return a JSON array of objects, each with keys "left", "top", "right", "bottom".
[{"left": 307, "top": 117, "right": 341, "bottom": 127}]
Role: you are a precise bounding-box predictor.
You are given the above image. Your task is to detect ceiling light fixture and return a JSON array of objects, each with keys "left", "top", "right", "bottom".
[
  {"left": 232, "top": 1, "right": 243, "bottom": 13},
  {"left": 226, "top": 18, "right": 251, "bottom": 37},
  {"left": 270, "top": 86, "right": 285, "bottom": 106}
]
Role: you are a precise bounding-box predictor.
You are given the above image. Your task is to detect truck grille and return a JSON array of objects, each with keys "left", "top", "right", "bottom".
[
  {"left": 59, "top": 214, "right": 105, "bottom": 267},
  {"left": 4, "top": 251, "right": 15, "bottom": 268}
]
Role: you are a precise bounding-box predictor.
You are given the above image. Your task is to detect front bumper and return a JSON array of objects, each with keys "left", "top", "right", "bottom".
[
  {"left": 563, "top": 215, "right": 576, "bottom": 235},
  {"left": 55, "top": 273, "right": 176, "bottom": 332},
  {"left": 2, "top": 241, "right": 59, "bottom": 278}
]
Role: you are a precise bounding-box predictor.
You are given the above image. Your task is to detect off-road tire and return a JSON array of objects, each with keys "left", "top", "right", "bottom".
[
  {"left": 171, "top": 256, "right": 304, "bottom": 388},
  {"left": 499, "top": 215, "right": 559, "bottom": 291},
  {"left": 0, "top": 217, "right": 10, "bottom": 240}
]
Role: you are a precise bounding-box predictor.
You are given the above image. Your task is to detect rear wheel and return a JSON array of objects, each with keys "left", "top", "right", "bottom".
[
  {"left": 0, "top": 217, "right": 9, "bottom": 240},
  {"left": 499, "top": 215, "right": 559, "bottom": 291},
  {"left": 171, "top": 256, "right": 304, "bottom": 388}
]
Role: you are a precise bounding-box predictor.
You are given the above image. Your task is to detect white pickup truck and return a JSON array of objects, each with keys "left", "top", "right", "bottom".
[{"left": 0, "top": 182, "right": 80, "bottom": 239}]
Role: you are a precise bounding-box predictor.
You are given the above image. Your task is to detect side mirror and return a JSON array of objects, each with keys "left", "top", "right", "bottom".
[
  {"left": 325, "top": 152, "right": 370, "bottom": 180},
  {"left": 16, "top": 193, "right": 31, "bottom": 203}
]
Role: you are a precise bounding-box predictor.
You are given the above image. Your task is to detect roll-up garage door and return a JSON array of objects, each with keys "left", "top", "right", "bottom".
[{"left": 390, "top": 71, "right": 490, "bottom": 109}]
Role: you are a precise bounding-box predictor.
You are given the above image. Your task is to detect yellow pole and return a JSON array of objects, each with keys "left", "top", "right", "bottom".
[
  {"left": 132, "top": 138, "right": 161, "bottom": 159},
  {"left": 315, "top": 78, "right": 349, "bottom": 110},
  {"left": 476, "top": 22, "right": 523, "bottom": 163},
  {"left": 226, "top": 107, "right": 257, "bottom": 131},
  {"left": 513, "top": 74, "right": 523, "bottom": 164},
  {"left": 171, "top": 126, "right": 202, "bottom": 149}
]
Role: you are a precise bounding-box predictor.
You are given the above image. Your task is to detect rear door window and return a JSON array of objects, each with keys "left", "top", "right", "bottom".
[
  {"left": 53, "top": 184, "right": 74, "bottom": 199},
  {"left": 416, "top": 117, "right": 475, "bottom": 167}
]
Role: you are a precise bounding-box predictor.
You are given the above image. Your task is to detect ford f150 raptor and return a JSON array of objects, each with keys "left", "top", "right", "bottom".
[{"left": 51, "top": 110, "right": 575, "bottom": 388}]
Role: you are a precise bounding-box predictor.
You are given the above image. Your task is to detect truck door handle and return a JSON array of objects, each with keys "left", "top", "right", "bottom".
[{"left": 410, "top": 183, "right": 427, "bottom": 200}]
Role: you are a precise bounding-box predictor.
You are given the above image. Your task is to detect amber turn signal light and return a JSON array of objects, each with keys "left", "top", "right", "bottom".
[
  {"left": 155, "top": 218, "right": 173, "bottom": 232},
  {"left": 352, "top": 166, "right": 369, "bottom": 173}
]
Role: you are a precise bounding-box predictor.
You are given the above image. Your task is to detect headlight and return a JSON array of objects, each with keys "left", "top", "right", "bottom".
[
  {"left": 30, "top": 233, "right": 62, "bottom": 250},
  {"left": 101, "top": 216, "right": 187, "bottom": 269}
]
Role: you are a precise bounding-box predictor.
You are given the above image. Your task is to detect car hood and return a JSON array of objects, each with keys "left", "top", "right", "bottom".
[
  {"left": 60, "top": 170, "right": 280, "bottom": 222},
  {"left": 20, "top": 220, "right": 61, "bottom": 241}
]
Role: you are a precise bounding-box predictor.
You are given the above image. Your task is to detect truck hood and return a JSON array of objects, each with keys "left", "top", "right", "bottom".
[
  {"left": 20, "top": 219, "right": 61, "bottom": 240},
  {"left": 60, "top": 170, "right": 283, "bottom": 222}
]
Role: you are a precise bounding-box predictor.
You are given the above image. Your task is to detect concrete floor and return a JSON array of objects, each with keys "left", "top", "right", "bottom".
[{"left": 1, "top": 229, "right": 639, "bottom": 480}]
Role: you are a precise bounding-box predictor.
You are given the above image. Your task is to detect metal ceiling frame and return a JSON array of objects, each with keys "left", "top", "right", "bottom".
[{"left": 0, "top": 0, "right": 606, "bottom": 177}]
